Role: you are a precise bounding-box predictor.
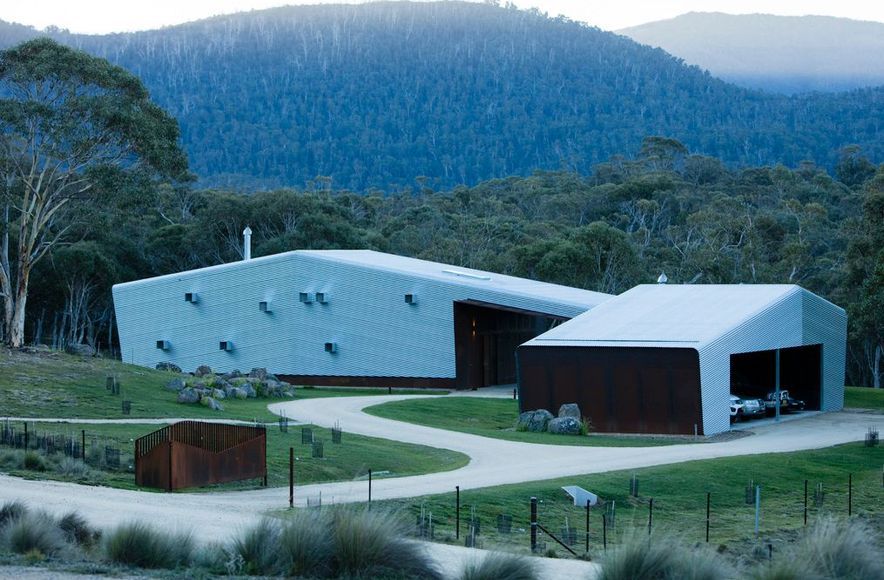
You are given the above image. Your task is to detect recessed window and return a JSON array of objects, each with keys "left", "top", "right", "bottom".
[
  {"left": 219, "top": 341, "right": 233, "bottom": 351},
  {"left": 184, "top": 292, "right": 199, "bottom": 303},
  {"left": 405, "top": 293, "right": 416, "bottom": 305},
  {"left": 156, "top": 340, "right": 170, "bottom": 350},
  {"left": 259, "top": 300, "right": 272, "bottom": 312},
  {"left": 316, "top": 292, "right": 328, "bottom": 304},
  {"left": 324, "top": 342, "right": 337, "bottom": 353},
  {"left": 299, "top": 292, "right": 315, "bottom": 304}
]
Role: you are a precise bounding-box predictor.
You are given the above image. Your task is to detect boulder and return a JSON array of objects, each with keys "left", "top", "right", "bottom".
[
  {"left": 231, "top": 387, "right": 248, "bottom": 400},
  {"left": 558, "top": 403, "right": 582, "bottom": 420},
  {"left": 212, "top": 388, "right": 226, "bottom": 400},
  {"left": 200, "top": 396, "right": 224, "bottom": 411},
  {"left": 66, "top": 343, "right": 95, "bottom": 357},
  {"left": 165, "top": 378, "right": 186, "bottom": 392},
  {"left": 221, "top": 370, "right": 242, "bottom": 381},
  {"left": 195, "top": 365, "right": 213, "bottom": 377},
  {"left": 177, "top": 388, "right": 200, "bottom": 404},
  {"left": 248, "top": 367, "right": 268, "bottom": 380},
  {"left": 241, "top": 383, "right": 257, "bottom": 398},
  {"left": 155, "top": 362, "right": 182, "bottom": 373},
  {"left": 517, "top": 409, "right": 554, "bottom": 433},
  {"left": 548, "top": 417, "right": 582, "bottom": 435}
]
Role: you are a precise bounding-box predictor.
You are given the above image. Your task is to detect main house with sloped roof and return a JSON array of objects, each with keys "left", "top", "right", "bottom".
[{"left": 113, "top": 249, "right": 611, "bottom": 389}]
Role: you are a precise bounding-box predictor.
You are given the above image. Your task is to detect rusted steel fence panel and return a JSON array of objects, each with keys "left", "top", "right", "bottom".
[{"left": 135, "top": 421, "right": 266, "bottom": 491}]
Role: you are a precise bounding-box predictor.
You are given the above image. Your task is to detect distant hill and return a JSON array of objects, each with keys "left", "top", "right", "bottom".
[
  {"left": 619, "top": 12, "right": 884, "bottom": 94},
  {"left": 1, "top": 2, "right": 882, "bottom": 190}
]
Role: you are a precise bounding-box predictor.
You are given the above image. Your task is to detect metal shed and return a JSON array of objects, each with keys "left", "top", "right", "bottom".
[
  {"left": 517, "top": 284, "right": 846, "bottom": 436},
  {"left": 113, "top": 250, "right": 610, "bottom": 389}
]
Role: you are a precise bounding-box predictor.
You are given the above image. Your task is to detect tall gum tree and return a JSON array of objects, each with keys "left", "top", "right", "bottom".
[{"left": 0, "top": 38, "right": 188, "bottom": 347}]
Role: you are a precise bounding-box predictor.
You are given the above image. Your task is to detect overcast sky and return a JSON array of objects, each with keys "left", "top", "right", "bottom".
[{"left": 3, "top": 0, "right": 884, "bottom": 34}]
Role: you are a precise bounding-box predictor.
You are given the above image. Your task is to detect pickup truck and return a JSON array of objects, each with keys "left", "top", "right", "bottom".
[{"left": 763, "top": 390, "right": 805, "bottom": 414}]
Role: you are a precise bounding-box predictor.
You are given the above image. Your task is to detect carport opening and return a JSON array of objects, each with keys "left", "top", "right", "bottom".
[
  {"left": 730, "top": 344, "right": 821, "bottom": 411},
  {"left": 454, "top": 300, "right": 566, "bottom": 389}
]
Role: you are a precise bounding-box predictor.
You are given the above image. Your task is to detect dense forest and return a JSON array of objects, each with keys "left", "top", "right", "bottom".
[
  {"left": 15, "top": 136, "right": 883, "bottom": 388},
  {"left": 1, "top": 2, "right": 882, "bottom": 191}
]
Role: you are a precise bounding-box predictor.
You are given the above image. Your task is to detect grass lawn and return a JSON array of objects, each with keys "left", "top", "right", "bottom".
[
  {"left": 374, "top": 442, "right": 884, "bottom": 556},
  {"left": 0, "top": 350, "right": 443, "bottom": 422},
  {"left": 364, "top": 397, "right": 697, "bottom": 446},
  {"left": 0, "top": 420, "right": 468, "bottom": 491},
  {"left": 844, "top": 386, "right": 884, "bottom": 410}
]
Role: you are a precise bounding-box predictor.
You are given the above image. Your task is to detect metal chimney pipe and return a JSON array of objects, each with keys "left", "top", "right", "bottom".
[{"left": 243, "top": 226, "right": 252, "bottom": 261}]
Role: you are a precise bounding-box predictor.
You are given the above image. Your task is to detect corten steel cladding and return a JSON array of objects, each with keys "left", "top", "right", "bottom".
[
  {"left": 518, "top": 346, "right": 703, "bottom": 435},
  {"left": 135, "top": 421, "right": 266, "bottom": 491}
]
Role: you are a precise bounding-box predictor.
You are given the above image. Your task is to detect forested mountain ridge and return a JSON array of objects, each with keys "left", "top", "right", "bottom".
[
  {"left": 619, "top": 13, "right": 884, "bottom": 94},
  {"left": 0, "top": 2, "right": 881, "bottom": 191}
]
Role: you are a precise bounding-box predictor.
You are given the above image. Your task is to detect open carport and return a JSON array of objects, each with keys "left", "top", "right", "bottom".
[{"left": 518, "top": 284, "right": 846, "bottom": 436}]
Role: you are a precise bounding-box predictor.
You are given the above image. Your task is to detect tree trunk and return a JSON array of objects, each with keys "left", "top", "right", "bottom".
[
  {"left": 875, "top": 343, "right": 882, "bottom": 389},
  {"left": 8, "top": 264, "right": 29, "bottom": 348}
]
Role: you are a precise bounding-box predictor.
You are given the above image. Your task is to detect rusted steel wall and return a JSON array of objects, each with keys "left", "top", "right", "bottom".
[
  {"left": 135, "top": 421, "right": 266, "bottom": 491},
  {"left": 518, "top": 346, "right": 703, "bottom": 435}
]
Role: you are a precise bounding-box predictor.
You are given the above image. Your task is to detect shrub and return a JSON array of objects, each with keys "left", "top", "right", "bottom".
[
  {"left": 58, "top": 512, "right": 100, "bottom": 546},
  {"left": 781, "top": 517, "right": 882, "bottom": 580},
  {"left": 331, "top": 508, "right": 440, "bottom": 579},
  {"left": 278, "top": 510, "right": 333, "bottom": 577},
  {"left": 0, "top": 500, "right": 28, "bottom": 527},
  {"left": 0, "top": 450, "right": 25, "bottom": 470},
  {"left": 3, "top": 511, "right": 66, "bottom": 556},
  {"left": 598, "top": 531, "right": 731, "bottom": 580},
  {"left": 104, "top": 521, "right": 192, "bottom": 569},
  {"left": 23, "top": 451, "right": 46, "bottom": 471},
  {"left": 56, "top": 457, "right": 89, "bottom": 477},
  {"left": 231, "top": 518, "right": 281, "bottom": 575},
  {"left": 460, "top": 552, "right": 538, "bottom": 580}
]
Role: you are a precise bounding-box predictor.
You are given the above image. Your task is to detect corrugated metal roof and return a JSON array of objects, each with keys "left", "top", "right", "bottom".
[
  {"left": 525, "top": 284, "right": 825, "bottom": 348},
  {"left": 114, "top": 249, "right": 611, "bottom": 310}
]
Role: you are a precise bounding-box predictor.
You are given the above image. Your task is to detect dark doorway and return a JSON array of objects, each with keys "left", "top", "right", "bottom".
[
  {"left": 453, "top": 300, "right": 566, "bottom": 389},
  {"left": 730, "top": 344, "right": 822, "bottom": 411}
]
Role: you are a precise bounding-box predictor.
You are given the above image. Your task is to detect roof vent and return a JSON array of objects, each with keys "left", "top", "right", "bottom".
[
  {"left": 299, "top": 292, "right": 315, "bottom": 304},
  {"left": 324, "top": 341, "right": 337, "bottom": 353},
  {"left": 259, "top": 300, "right": 272, "bottom": 313},
  {"left": 156, "top": 340, "right": 170, "bottom": 350},
  {"left": 316, "top": 292, "right": 328, "bottom": 304},
  {"left": 442, "top": 269, "right": 491, "bottom": 281},
  {"left": 243, "top": 226, "right": 252, "bottom": 261},
  {"left": 404, "top": 293, "right": 417, "bottom": 305},
  {"left": 184, "top": 292, "right": 199, "bottom": 303},
  {"left": 219, "top": 340, "right": 234, "bottom": 352},
  {"left": 657, "top": 272, "right": 668, "bottom": 284}
]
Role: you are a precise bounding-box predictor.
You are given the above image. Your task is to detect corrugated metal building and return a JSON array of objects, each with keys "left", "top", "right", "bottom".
[
  {"left": 518, "top": 284, "right": 846, "bottom": 436},
  {"left": 113, "top": 250, "right": 611, "bottom": 388}
]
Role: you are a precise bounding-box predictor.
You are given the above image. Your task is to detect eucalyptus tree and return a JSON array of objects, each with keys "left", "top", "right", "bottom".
[{"left": 0, "top": 38, "right": 188, "bottom": 347}]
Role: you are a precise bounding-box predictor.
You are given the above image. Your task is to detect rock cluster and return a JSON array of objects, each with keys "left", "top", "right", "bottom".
[
  {"left": 164, "top": 366, "right": 296, "bottom": 411},
  {"left": 517, "top": 403, "right": 584, "bottom": 436}
]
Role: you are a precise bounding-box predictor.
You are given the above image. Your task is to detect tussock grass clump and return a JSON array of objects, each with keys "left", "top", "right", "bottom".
[
  {"left": 752, "top": 517, "right": 883, "bottom": 580},
  {"left": 278, "top": 510, "right": 333, "bottom": 577},
  {"left": 598, "top": 531, "right": 732, "bottom": 580},
  {"left": 0, "top": 449, "right": 25, "bottom": 470},
  {"left": 231, "top": 518, "right": 282, "bottom": 575},
  {"left": 3, "top": 510, "right": 66, "bottom": 556},
  {"left": 58, "top": 511, "right": 100, "bottom": 546},
  {"left": 331, "top": 508, "right": 439, "bottom": 579},
  {"left": 104, "top": 521, "right": 193, "bottom": 569},
  {"left": 0, "top": 500, "right": 28, "bottom": 526},
  {"left": 460, "top": 551, "right": 538, "bottom": 580},
  {"left": 22, "top": 451, "right": 46, "bottom": 472}
]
